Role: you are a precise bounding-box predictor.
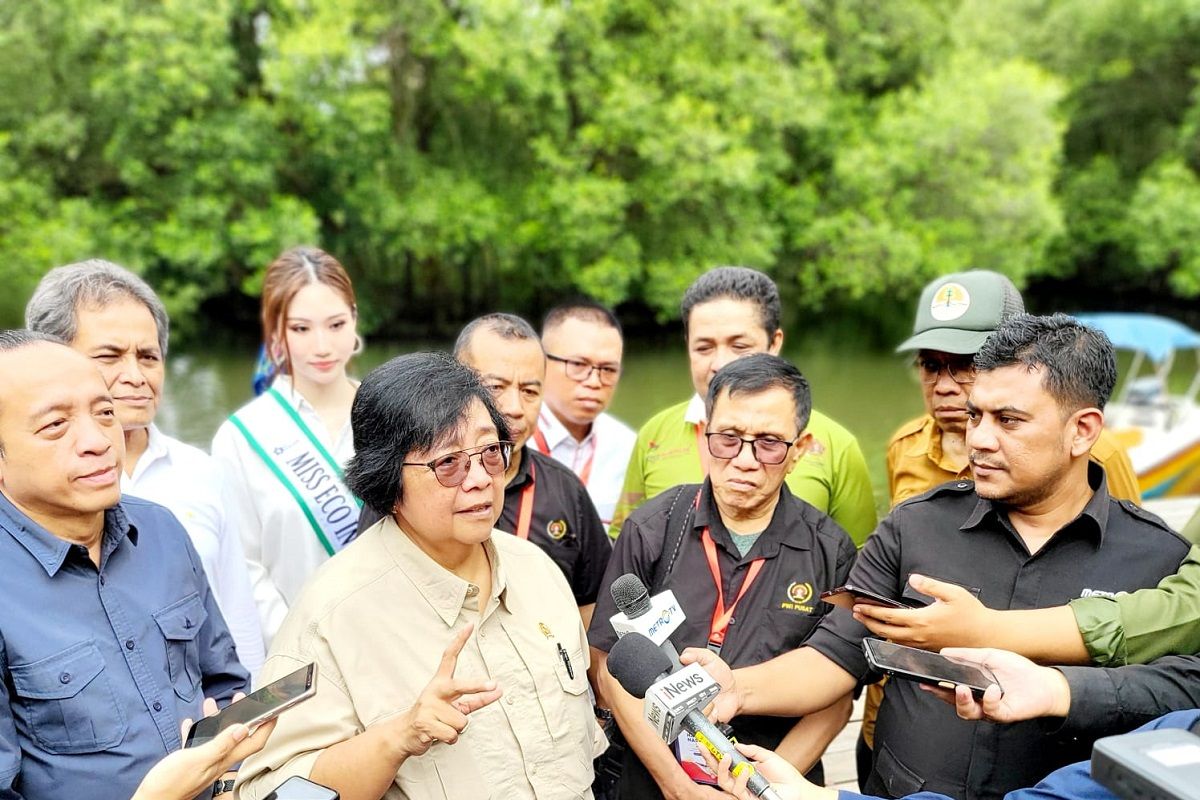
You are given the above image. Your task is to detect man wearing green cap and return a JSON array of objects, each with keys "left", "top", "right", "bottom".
[{"left": 888, "top": 270, "right": 1140, "bottom": 505}]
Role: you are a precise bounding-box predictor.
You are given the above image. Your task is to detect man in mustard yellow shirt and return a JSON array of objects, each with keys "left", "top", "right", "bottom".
[{"left": 887, "top": 270, "right": 1140, "bottom": 506}]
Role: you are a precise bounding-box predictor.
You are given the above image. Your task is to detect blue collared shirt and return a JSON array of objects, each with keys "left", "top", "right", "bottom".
[
  {"left": 0, "top": 491, "right": 248, "bottom": 800},
  {"left": 841, "top": 710, "right": 1200, "bottom": 800}
]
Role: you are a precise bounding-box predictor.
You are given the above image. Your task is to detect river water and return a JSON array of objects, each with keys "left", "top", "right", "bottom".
[{"left": 157, "top": 340, "right": 925, "bottom": 514}]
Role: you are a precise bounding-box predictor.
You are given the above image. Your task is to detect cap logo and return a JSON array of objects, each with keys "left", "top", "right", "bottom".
[{"left": 929, "top": 282, "right": 971, "bottom": 321}]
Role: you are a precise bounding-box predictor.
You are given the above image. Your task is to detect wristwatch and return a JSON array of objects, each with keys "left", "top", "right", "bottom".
[{"left": 213, "top": 778, "right": 236, "bottom": 796}]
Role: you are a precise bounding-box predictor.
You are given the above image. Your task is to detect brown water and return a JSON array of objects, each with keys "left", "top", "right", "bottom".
[{"left": 157, "top": 340, "right": 925, "bottom": 514}]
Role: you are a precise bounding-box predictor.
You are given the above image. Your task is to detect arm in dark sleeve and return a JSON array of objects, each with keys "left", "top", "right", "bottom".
[
  {"left": 805, "top": 512, "right": 900, "bottom": 683},
  {"left": 1057, "top": 655, "right": 1200, "bottom": 737},
  {"left": 185, "top": 529, "right": 250, "bottom": 702},
  {"left": 571, "top": 483, "right": 612, "bottom": 606},
  {"left": 0, "top": 634, "right": 26, "bottom": 800},
  {"left": 586, "top": 515, "right": 658, "bottom": 654}
]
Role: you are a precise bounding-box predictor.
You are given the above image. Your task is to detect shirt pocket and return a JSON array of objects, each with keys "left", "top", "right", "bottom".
[
  {"left": 152, "top": 593, "right": 208, "bottom": 702},
  {"left": 9, "top": 640, "right": 128, "bottom": 754}
]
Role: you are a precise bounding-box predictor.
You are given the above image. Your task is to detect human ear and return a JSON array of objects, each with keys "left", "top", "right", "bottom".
[{"left": 1069, "top": 408, "right": 1104, "bottom": 457}]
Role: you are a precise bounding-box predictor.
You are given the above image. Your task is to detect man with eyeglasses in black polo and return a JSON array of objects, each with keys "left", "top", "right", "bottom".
[
  {"left": 587, "top": 353, "right": 857, "bottom": 800},
  {"left": 535, "top": 302, "right": 637, "bottom": 529}
]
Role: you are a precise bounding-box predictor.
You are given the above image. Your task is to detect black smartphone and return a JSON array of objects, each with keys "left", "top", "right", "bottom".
[
  {"left": 265, "top": 776, "right": 340, "bottom": 800},
  {"left": 820, "top": 584, "right": 924, "bottom": 611},
  {"left": 862, "top": 638, "right": 1000, "bottom": 699},
  {"left": 184, "top": 663, "right": 318, "bottom": 748}
]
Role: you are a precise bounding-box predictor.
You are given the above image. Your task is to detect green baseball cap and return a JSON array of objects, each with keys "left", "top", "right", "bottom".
[{"left": 896, "top": 270, "right": 1025, "bottom": 355}]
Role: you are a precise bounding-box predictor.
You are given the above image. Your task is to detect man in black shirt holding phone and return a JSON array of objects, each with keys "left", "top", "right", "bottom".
[{"left": 684, "top": 314, "right": 1191, "bottom": 799}]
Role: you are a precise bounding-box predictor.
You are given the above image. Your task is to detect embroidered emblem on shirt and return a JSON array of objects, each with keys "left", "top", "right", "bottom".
[
  {"left": 780, "top": 581, "right": 815, "bottom": 613},
  {"left": 547, "top": 519, "right": 569, "bottom": 540}
]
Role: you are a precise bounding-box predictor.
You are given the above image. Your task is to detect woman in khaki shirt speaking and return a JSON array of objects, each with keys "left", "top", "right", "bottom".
[{"left": 237, "top": 352, "right": 606, "bottom": 800}]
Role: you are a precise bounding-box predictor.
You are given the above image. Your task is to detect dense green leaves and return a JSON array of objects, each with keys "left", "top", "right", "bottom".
[{"left": 2, "top": 0, "right": 1200, "bottom": 338}]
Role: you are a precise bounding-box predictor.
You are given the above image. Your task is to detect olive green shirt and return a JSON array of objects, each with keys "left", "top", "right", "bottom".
[{"left": 1072, "top": 543, "right": 1200, "bottom": 666}]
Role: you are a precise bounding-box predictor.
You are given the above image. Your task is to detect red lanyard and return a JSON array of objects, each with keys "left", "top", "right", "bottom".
[
  {"left": 533, "top": 427, "right": 595, "bottom": 486},
  {"left": 695, "top": 493, "right": 765, "bottom": 648},
  {"left": 515, "top": 460, "right": 536, "bottom": 540}
]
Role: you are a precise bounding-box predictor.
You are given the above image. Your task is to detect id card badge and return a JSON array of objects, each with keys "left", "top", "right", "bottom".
[{"left": 674, "top": 730, "right": 719, "bottom": 786}]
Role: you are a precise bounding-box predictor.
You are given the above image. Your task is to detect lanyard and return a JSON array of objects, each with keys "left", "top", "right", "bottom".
[
  {"left": 699, "top": 496, "right": 766, "bottom": 649},
  {"left": 533, "top": 427, "right": 595, "bottom": 486},
  {"left": 515, "top": 460, "right": 537, "bottom": 540}
]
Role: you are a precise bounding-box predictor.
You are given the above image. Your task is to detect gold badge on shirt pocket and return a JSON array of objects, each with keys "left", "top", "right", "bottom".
[
  {"left": 547, "top": 519, "right": 569, "bottom": 540},
  {"left": 780, "top": 581, "right": 815, "bottom": 613}
]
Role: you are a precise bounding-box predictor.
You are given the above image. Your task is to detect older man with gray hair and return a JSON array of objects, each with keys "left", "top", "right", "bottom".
[{"left": 26, "top": 260, "right": 265, "bottom": 677}]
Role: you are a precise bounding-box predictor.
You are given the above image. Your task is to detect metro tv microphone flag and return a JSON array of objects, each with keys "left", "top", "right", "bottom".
[
  {"left": 606, "top": 632, "right": 783, "bottom": 800},
  {"left": 609, "top": 573, "right": 685, "bottom": 669}
]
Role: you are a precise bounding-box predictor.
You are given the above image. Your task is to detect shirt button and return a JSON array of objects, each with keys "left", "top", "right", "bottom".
[
  {"left": 125, "top": 640, "right": 135, "bottom": 650},
  {"left": 152, "top": 701, "right": 162, "bottom": 712},
  {"left": 59, "top": 672, "right": 71, "bottom": 684},
  {"left": 466, "top": 585, "right": 479, "bottom": 597},
  {"left": 505, "top": 695, "right": 514, "bottom": 705}
]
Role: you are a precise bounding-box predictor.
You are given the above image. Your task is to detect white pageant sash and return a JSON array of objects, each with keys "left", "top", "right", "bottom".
[{"left": 229, "top": 387, "right": 361, "bottom": 557}]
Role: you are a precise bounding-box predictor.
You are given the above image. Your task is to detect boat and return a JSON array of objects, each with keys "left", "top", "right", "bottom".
[{"left": 1075, "top": 312, "right": 1200, "bottom": 506}]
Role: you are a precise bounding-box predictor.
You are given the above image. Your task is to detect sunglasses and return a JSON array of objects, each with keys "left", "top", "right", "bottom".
[
  {"left": 402, "top": 441, "right": 513, "bottom": 488},
  {"left": 704, "top": 431, "right": 799, "bottom": 465}
]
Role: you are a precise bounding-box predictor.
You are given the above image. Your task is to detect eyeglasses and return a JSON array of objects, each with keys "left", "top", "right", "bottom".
[
  {"left": 915, "top": 356, "right": 976, "bottom": 385},
  {"left": 402, "top": 441, "right": 513, "bottom": 488},
  {"left": 546, "top": 354, "right": 621, "bottom": 387},
  {"left": 704, "top": 432, "right": 799, "bottom": 465}
]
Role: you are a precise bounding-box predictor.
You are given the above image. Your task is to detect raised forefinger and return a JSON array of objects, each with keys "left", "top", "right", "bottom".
[{"left": 436, "top": 623, "right": 475, "bottom": 679}]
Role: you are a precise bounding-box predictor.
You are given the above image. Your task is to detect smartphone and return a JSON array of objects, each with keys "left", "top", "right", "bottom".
[
  {"left": 819, "top": 584, "right": 924, "bottom": 611},
  {"left": 862, "top": 639, "right": 1000, "bottom": 699},
  {"left": 184, "top": 663, "right": 317, "bottom": 748},
  {"left": 265, "top": 776, "right": 340, "bottom": 800}
]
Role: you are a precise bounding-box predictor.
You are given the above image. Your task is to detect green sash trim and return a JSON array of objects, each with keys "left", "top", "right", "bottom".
[
  {"left": 229, "top": 415, "right": 337, "bottom": 557},
  {"left": 229, "top": 391, "right": 361, "bottom": 558},
  {"left": 267, "top": 386, "right": 348, "bottom": 482}
]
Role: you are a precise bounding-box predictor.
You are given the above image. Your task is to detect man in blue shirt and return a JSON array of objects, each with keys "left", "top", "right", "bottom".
[{"left": 0, "top": 331, "right": 247, "bottom": 800}]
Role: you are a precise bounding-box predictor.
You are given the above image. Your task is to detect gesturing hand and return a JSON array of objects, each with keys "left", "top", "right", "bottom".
[{"left": 396, "top": 623, "right": 503, "bottom": 758}]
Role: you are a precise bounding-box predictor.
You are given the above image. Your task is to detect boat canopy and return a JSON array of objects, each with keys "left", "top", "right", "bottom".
[{"left": 1074, "top": 313, "right": 1200, "bottom": 365}]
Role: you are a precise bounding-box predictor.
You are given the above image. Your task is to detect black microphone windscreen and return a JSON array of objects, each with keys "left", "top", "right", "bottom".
[
  {"left": 607, "top": 632, "right": 672, "bottom": 698},
  {"left": 610, "top": 573, "right": 652, "bottom": 617}
]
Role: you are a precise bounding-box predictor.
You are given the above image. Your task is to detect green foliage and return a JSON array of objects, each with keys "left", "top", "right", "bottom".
[{"left": 3, "top": 0, "right": 1200, "bottom": 339}]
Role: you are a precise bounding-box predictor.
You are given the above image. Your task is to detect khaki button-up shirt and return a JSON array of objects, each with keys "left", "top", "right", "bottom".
[{"left": 236, "top": 516, "right": 605, "bottom": 800}]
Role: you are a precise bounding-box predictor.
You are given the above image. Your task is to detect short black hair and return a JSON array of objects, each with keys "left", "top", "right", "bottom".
[
  {"left": 974, "top": 313, "right": 1116, "bottom": 411},
  {"left": 705, "top": 353, "right": 812, "bottom": 434},
  {"left": 681, "top": 267, "right": 781, "bottom": 340},
  {"left": 453, "top": 313, "right": 540, "bottom": 359},
  {"left": 344, "top": 352, "right": 510, "bottom": 515},
  {"left": 542, "top": 300, "right": 623, "bottom": 338}
]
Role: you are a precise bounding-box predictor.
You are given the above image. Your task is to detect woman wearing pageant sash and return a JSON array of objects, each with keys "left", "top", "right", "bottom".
[{"left": 212, "top": 246, "right": 363, "bottom": 646}]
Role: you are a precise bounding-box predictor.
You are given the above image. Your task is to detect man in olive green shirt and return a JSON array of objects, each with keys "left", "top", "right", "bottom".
[{"left": 611, "top": 267, "right": 877, "bottom": 544}]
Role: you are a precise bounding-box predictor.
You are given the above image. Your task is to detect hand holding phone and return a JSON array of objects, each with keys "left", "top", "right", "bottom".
[
  {"left": 185, "top": 663, "right": 317, "bottom": 748},
  {"left": 862, "top": 639, "right": 1000, "bottom": 699}
]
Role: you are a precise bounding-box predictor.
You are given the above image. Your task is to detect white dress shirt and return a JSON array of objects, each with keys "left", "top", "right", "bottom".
[
  {"left": 122, "top": 424, "right": 267, "bottom": 679},
  {"left": 535, "top": 407, "right": 636, "bottom": 525},
  {"left": 211, "top": 377, "right": 355, "bottom": 646}
]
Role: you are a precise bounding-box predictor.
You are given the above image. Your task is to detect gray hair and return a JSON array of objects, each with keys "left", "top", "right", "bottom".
[
  {"left": 453, "top": 312, "right": 540, "bottom": 359},
  {"left": 25, "top": 259, "right": 170, "bottom": 356}
]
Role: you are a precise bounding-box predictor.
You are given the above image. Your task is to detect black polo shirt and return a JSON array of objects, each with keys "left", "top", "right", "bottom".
[
  {"left": 588, "top": 480, "right": 856, "bottom": 796},
  {"left": 497, "top": 448, "right": 611, "bottom": 606},
  {"left": 806, "top": 463, "right": 1191, "bottom": 800}
]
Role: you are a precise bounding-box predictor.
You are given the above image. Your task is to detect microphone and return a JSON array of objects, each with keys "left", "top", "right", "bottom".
[
  {"left": 607, "top": 632, "right": 782, "bottom": 800},
  {"left": 609, "top": 573, "right": 685, "bottom": 668}
]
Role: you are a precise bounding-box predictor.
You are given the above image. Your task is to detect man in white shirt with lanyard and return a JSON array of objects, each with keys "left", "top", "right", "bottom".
[
  {"left": 535, "top": 301, "right": 637, "bottom": 529},
  {"left": 24, "top": 260, "right": 265, "bottom": 678}
]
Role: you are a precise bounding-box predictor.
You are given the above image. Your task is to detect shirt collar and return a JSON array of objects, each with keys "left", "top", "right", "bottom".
[
  {"left": 920, "top": 417, "right": 970, "bottom": 477},
  {"left": 690, "top": 479, "right": 808, "bottom": 561},
  {"left": 379, "top": 514, "right": 507, "bottom": 627},
  {"left": 126, "top": 424, "right": 172, "bottom": 483},
  {"left": 537, "top": 407, "right": 581, "bottom": 450},
  {"left": 0, "top": 490, "right": 137, "bottom": 576},
  {"left": 505, "top": 446, "right": 538, "bottom": 493},
  {"left": 684, "top": 393, "right": 707, "bottom": 425},
  {"left": 960, "top": 461, "right": 1111, "bottom": 544}
]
